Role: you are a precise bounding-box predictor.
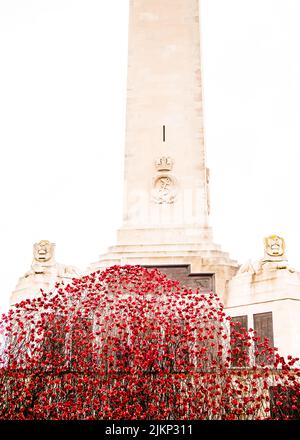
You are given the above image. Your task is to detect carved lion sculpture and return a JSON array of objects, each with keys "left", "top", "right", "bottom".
[
  {"left": 33, "top": 240, "right": 54, "bottom": 263},
  {"left": 264, "top": 235, "right": 286, "bottom": 259},
  {"left": 25, "top": 240, "right": 81, "bottom": 278},
  {"left": 237, "top": 235, "right": 295, "bottom": 275}
]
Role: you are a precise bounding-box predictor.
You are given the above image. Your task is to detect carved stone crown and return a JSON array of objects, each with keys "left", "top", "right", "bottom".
[{"left": 155, "top": 156, "right": 174, "bottom": 172}]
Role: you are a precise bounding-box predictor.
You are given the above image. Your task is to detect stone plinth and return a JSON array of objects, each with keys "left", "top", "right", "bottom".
[
  {"left": 11, "top": 271, "right": 76, "bottom": 306},
  {"left": 89, "top": 239, "right": 238, "bottom": 303},
  {"left": 10, "top": 240, "right": 81, "bottom": 306},
  {"left": 225, "top": 270, "right": 300, "bottom": 360}
]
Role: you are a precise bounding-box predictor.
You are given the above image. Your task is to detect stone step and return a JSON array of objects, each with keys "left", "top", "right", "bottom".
[
  {"left": 89, "top": 251, "right": 238, "bottom": 270},
  {"left": 107, "top": 242, "right": 222, "bottom": 253},
  {"left": 103, "top": 248, "right": 229, "bottom": 259}
]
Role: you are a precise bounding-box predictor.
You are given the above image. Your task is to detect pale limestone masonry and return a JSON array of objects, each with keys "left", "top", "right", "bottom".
[
  {"left": 10, "top": 241, "right": 81, "bottom": 306},
  {"left": 226, "top": 270, "right": 300, "bottom": 361},
  {"left": 9, "top": 1, "right": 300, "bottom": 362},
  {"left": 89, "top": 0, "right": 239, "bottom": 302},
  {"left": 226, "top": 237, "right": 300, "bottom": 360}
]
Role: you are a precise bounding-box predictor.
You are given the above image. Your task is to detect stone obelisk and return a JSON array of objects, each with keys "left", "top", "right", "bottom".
[
  {"left": 91, "top": 0, "right": 238, "bottom": 301},
  {"left": 122, "top": 0, "right": 209, "bottom": 241}
]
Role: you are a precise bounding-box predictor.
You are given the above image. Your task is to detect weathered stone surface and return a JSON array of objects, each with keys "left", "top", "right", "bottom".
[
  {"left": 90, "top": 0, "right": 239, "bottom": 300},
  {"left": 226, "top": 237, "right": 300, "bottom": 360},
  {"left": 10, "top": 241, "right": 81, "bottom": 305},
  {"left": 122, "top": 0, "right": 209, "bottom": 233},
  {"left": 144, "top": 265, "right": 216, "bottom": 291},
  {"left": 237, "top": 235, "right": 295, "bottom": 275}
]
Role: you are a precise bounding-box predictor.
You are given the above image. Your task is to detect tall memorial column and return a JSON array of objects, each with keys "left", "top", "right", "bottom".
[
  {"left": 121, "top": 0, "right": 209, "bottom": 241},
  {"left": 90, "top": 0, "right": 238, "bottom": 301}
]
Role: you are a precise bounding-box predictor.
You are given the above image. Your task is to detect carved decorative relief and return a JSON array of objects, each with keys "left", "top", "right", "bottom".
[
  {"left": 33, "top": 240, "right": 54, "bottom": 263},
  {"left": 264, "top": 235, "right": 285, "bottom": 258},
  {"left": 153, "top": 156, "right": 177, "bottom": 204},
  {"left": 237, "top": 235, "right": 295, "bottom": 275},
  {"left": 155, "top": 156, "right": 173, "bottom": 172},
  {"left": 152, "top": 175, "right": 177, "bottom": 204}
]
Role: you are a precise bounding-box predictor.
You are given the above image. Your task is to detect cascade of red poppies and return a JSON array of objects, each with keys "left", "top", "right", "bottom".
[{"left": 0, "top": 265, "right": 299, "bottom": 419}]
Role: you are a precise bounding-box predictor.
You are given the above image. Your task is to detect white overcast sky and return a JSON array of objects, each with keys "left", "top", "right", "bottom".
[{"left": 1, "top": 0, "right": 300, "bottom": 313}]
